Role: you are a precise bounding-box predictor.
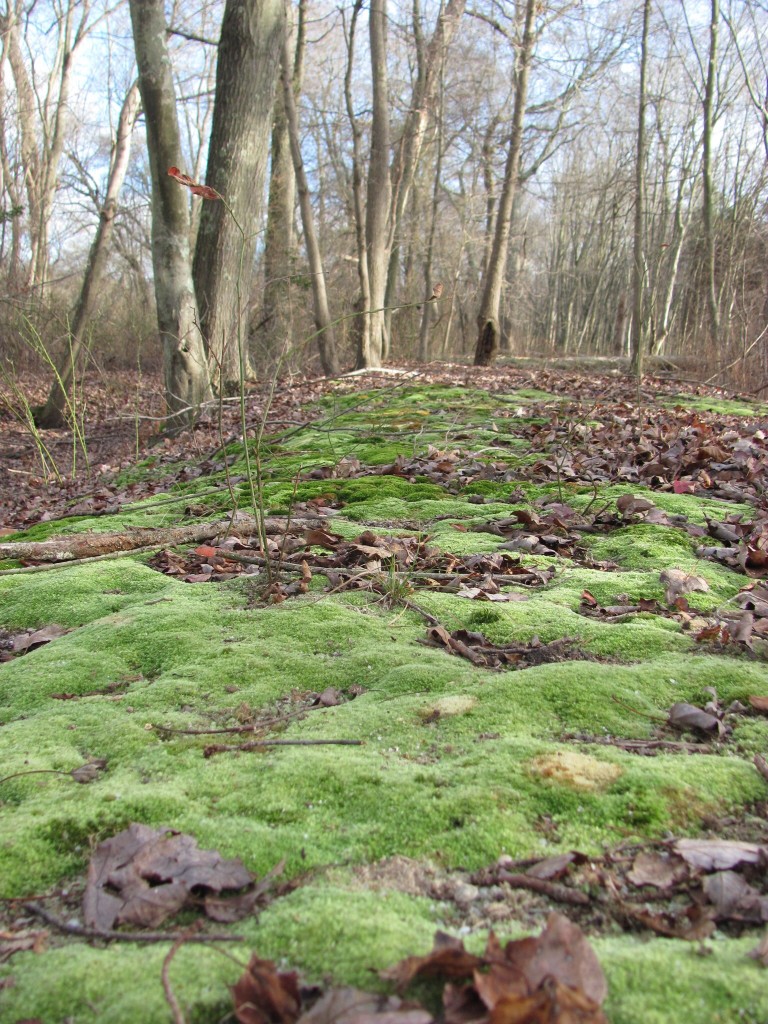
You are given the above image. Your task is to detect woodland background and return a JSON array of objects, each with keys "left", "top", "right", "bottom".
[{"left": 0, "top": 0, "right": 767, "bottom": 423}]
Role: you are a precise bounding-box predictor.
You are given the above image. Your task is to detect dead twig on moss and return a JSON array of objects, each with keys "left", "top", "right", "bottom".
[
  {"left": 23, "top": 902, "right": 243, "bottom": 943},
  {"left": 496, "top": 871, "right": 590, "bottom": 906},
  {"left": 203, "top": 738, "right": 363, "bottom": 757}
]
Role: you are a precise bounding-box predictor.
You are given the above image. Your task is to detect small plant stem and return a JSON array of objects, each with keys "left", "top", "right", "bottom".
[{"left": 0, "top": 768, "right": 72, "bottom": 785}]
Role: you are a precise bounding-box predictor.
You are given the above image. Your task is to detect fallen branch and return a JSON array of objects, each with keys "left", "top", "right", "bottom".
[
  {"left": 567, "top": 734, "right": 715, "bottom": 755},
  {"left": 203, "top": 738, "right": 363, "bottom": 757},
  {"left": 496, "top": 871, "right": 590, "bottom": 906},
  {"left": 23, "top": 902, "right": 243, "bottom": 943}
]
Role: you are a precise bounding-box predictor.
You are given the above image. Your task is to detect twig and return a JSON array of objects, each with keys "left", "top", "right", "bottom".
[
  {"left": 609, "top": 694, "right": 668, "bottom": 722},
  {"left": 0, "top": 768, "right": 72, "bottom": 785},
  {"left": 162, "top": 927, "right": 200, "bottom": 1024},
  {"left": 567, "top": 734, "right": 715, "bottom": 755},
  {"left": 496, "top": 871, "right": 590, "bottom": 906},
  {"left": 203, "top": 738, "right": 363, "bottom": 757},
  {"left": 23, "top": 902, "right": 243, "bottom": 943}
]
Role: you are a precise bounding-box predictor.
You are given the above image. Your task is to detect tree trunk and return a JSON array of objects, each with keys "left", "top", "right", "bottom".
[
  {"left": 359, "top": 0, "right": 391, "bottom": 368},
  {"left": 343, "top": 0, "right": 371, "bottom": 364},
  {"left": 702, "top": 0, "right": 721, "bottom": 349},
  {"left": 258, "top": 0, "right": 302, "bottom": 367},
  {"left": 474, "top": 0, "right": 536, "bottom": 367},
  {"left": 193, "top": 0, "right": 285, "bottom": 392},
  {"left": 280, "top": 16, "right": 340, "bottom": 376},
  {"left": 630, "top": 0, "right": 651, "bottom": 378},
  {"left": 36, "top": 82, "right": 141, "bottom": 430},
  {"left": 383, "top": 0, "right": 466, "bottom": 349},
  {"left": 129, "top": 0, "right": 212, "bottom": 425}
]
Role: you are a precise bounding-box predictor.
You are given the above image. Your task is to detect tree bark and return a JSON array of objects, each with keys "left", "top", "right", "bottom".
[
  {"left": 343, "top": 0, "right": 371, "bottom": 365},
  {"left": 702, "top": 0, "right": 721, "bottom": 349},
  {"left": 280, "top": 15, "right": 340, "bottom": 376},
  {"left": 383, "top": 0, "right": 466, "bottom": 349},
  {"left": 358, "top": 0, "right": 391, "bottom": 368},
  {"left": 630, "top": 0, "right": 651, "bottom": 378},
  {"left": 129, "top": 0, "right": 212, "bottom": 425},
  {"left": 193, "top": 0, "right": 285, "bottom": 392},
  {"left": 36, "top": 83, "right": 141, "bottom": 430},
  {"left": 258, "top": 0, "right": 302, "bottom": 367},
  {"left": 474, "top": 0, "right": 536, "bottom": 367}
]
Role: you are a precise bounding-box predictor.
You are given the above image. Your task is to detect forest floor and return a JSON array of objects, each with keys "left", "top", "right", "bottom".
[{"left": 1, "top": 362, "right": 768, "bottom": 1024}]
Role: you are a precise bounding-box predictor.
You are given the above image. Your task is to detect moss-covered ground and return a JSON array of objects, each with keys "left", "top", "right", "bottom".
[{"left": 1, "top": 381, "right": 768, "bottom": 1023}]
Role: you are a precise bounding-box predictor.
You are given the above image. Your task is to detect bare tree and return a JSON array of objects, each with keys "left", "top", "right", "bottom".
[
  {"left": 474, "top": 0, "right": 536, "bottom": 367},
  {"left": 630, "top": 0, "right": 651, "bottom": 378},
  {"left": 36, "top": 82, "right": 142, "bottom": 429},
  {"left": 130, "top": 0, "right": 212, "bottom": 423},
  {"left": 193, "top": 0, "right": 285, "bottom": 392},
  {"left": 359, "top": 0, "right": 391, "bottom": 368},
  {"left": 0, "top": 0, "right": 92, "bottom": 295},
  {"left": 280, "top": 4, "right": 339, "bottom": 375}
]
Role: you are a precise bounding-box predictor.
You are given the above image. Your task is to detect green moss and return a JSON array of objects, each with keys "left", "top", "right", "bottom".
[
  {"left": 1, "top": 380, "right": 766, "bottom": 1024},
  {"left": 663, "top": 393, "right": 767, "bottom": 418}
]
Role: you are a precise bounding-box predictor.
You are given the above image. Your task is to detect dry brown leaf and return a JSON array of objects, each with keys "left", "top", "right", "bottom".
[
  {"left": 490, "top": 978, "right": 608, "bottom": 1024},
  {"left": 83, "top": 822, "right": 254, "bottom": 930},
  {"left": 674, "top": 838, "right": 766, "bottom": 871},
  {"left": 659, "top": 569, "right": 709, "bottom": 606},
  {"left": 490, "top": 915, "right": 607, "bottom": 1007},
  {"left": 0, "top": 930, "right": 47, "bottom": 963},
  {"left": 381, "top": 932, "right": 485, "bottom": 990},
  {"left": 233, "top": 954, "right": 302, "bottom": 1024},
  {"left": 626, "top": 851, "right": 686, "bottom": 890}
]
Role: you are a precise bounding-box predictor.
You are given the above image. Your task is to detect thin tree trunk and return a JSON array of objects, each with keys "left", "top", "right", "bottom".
[
  {"left": 258, "top": 0, "right": 304, "bottom": 365},
  {"left": 360, "top": 0, "right": 391, "bottom": 368},
  {"left": 129, "top": 0, "right": 212, "bottom": 425},
  {"left": 36, "top": 82, "right": 141, "bottom": 430},
  {"left": 343, "top": 0, "right": 371, "bottom": 363},
  {"left": 630, "top": 0, "right": 651, "bottom": 378},
  {"left": 383, "top": 0, "right": 466, "bottom": 352},
  {"left": 193, "top": 0, "right": 285, "bottom": 392},
  {"left": 280, "top": 17, "right": 340, "bottom": 375},
  {"left": 703, "top": 0, "right": 721, "bottom": 348},
  {"left": 474, "top": 0, "right": 536, "bottom": 367}
]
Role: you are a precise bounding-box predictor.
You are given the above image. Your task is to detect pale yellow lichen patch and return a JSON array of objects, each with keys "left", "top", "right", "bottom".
[
  {"left": 530, "top": 750, "right": 622, "bottom": 790},
  {"left": 423, "top": 694, "right": 478, "bottom": 717}
]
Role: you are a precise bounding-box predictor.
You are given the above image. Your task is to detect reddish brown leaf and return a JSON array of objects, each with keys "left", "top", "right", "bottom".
[
  {"left": 233, "top": 954, "right": 302, "bottom": 1024},
  {"left": 490, "top": 915, "right": 607, "bottom": 1007},
  {"left": 381, "top": 932, "right": 485, "bottom": 990},
  {"left": 168, "top": 166, "right": 220, "bottom": 200},
  {"left": 490, "top": 978, "right": 608, "bottom": 1024}
]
